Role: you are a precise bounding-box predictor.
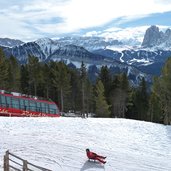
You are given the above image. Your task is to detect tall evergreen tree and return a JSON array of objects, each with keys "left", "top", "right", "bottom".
[
  {"left": 52, "top": 62, "right": 71, "bottom": 112},
  {"left": 84, "top": 79, "right": 94, "bottom": 114},
  {"left": 148, "top": 91, "right": 162, "bottom": 123},
  {"left": 125, "top": 87, "right": 135, "bottom": 119},
  {"left": 120, "top": 73, "right": 129, "bottom": 91},
  {"left": 20, "top": 65, "right": 29, "bottom": 94},
  {"left": 80, "top": 61, "right": 87, "bottom": 114},
  {"left": 0, "top": 48, "right": 9, "bottom": 89},
  {"left": 134, "top": 77, "right": 149, "bottom": 120},
  {"left": 47, "top": 61, "right": 59, "bottom": 102},
  {"left": 95, "top": 80, "right": 110, "bottom": 117},
  {"left": 27, "top": 55, "right": 41, "bottom": 96},
  {"left": 109, "top": 74, "right": 129, "bottom": 118},
  {"left": 99, "top": 66, "right": 112, "bottom": 100},
  {"left": 151, "top": 58, "right": 171, "bottom": 124},
  {"left": 70, "top": 68, "right": 80, "bottom": 111},
  {"left": 42, "top": 63, "right": 52, "bottom": 99},
  {"left": 7, "top": 55, "right": 21, "bottom": 91}
]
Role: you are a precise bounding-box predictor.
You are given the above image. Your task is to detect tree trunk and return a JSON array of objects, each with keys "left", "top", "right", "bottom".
[
  {"left": 82, "top": 82, "right": 85, "bottom": 114},
  {"left": 34, "top": 81, "right": 37, "bottom": 96},
  {"left": 60, "top": 88, "right": 64, "bottom": 112},
  {"left": 46, "top": 86, "right": 49, "bottom": 99}
]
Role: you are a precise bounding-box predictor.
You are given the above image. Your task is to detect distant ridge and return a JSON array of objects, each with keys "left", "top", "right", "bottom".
[{"left": 0, "top": 38, "right": 24, "bottom": 47}]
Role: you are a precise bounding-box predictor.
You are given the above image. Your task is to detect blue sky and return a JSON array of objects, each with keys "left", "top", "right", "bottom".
[
  {"left": 117, "top": 11, "right": 171, "bottom": 28},
  {"left": 0, "top": 0, "right": 171, "bottom": 41}
]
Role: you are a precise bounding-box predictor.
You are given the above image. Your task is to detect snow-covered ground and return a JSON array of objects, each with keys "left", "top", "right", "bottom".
[{"left": 0, "top": 117, "right": 171, "bottom": 171}]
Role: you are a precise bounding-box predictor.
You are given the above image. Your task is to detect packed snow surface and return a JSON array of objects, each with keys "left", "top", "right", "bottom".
[{"left": 0, "top": 117, "right": 171, "bottom": 171}]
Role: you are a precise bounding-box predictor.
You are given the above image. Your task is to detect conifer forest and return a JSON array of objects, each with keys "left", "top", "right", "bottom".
[{"left": 0, "top": 48, "right": 171, "bottom": 125}]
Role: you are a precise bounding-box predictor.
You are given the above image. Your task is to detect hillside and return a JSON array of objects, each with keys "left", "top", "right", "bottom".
[{"left": 0, "top": 117, "right": 171, "bottom": 171}]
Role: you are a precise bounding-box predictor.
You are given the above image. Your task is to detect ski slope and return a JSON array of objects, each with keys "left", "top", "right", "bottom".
[{"left": 0, "top": 117, "right": 171, "bottom": 171}]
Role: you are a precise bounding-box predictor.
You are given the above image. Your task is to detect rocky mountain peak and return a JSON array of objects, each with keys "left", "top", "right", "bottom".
[
  {"left": 35, "top": 38, "right": 61, "bottom": 58},
  {"left": 35, "top": 37, "right": 54, "bottom": 45},
  {"left": 165, "top": 28, "right": 171, "bottom": 36},
  {"left": 141, "top": 25, "right": 162, "bottom": 47},
  {"left": 142, "top": 25, "right": 171, "bottom": 48},
  {"left": 164, "top": 29, "right": 171, "bottom": 41}
]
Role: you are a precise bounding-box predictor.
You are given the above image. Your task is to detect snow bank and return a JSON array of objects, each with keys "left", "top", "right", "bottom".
[{"left": 0, "top": 117, "right": 171, "bottom": 171}]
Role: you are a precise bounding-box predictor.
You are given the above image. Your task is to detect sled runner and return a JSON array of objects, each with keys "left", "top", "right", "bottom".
[{"left": 88, "top": 157, "right": 106, "bottom": 164}]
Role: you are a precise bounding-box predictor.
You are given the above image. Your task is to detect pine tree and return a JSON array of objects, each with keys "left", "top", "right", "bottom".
[
  {"left": 20, "top": 65, "right": 29, "bottom": 94},
  {"left": 120, "top": 73, "right": 129, "bottom": 91},
  {"left": 27, "top": 55, "right": 40, "bottom": 96},
  {"left": 151, "top": 58, "right": 171, "bottom": 124},
  {"left": 109, "top": 74, "right": 129, "bottom": 118},
  {"left": 148, "top": 91, "right": 162, "bottom": 123},
  {"left": 95, "top": 80, "right": 110, "bottom": 117},
  {"left": 99, "top": 66, "right": 112, "bottom": 99},
  {"left": 52, "top": 62, "right": 71, "bottom": 112},
  {"left": 134, "top": 77, "right": 149, "bottom": 120},
  {"left": 7, "top": 55, "right": 21, "bottom": 91},
  {"left": 42, "top": 63, "right": 52, "bottom": 99},
  {"left": 0, "top": 48, "right": 9, "bottom": 89},
  {"left": 84, "top": 79, "right": 94, "bottom": 114},
  {"left": 70, "top": 68, "right": 80, "bottom": 111},
  {"left": 80, "top": 61, "right": 87, "bottom": 115},
  {"left": 125, "top": 87, "right": 135, "bottom": 119},
  {"left": 47, "top": 61, "right": 59, "bottom": 102}
]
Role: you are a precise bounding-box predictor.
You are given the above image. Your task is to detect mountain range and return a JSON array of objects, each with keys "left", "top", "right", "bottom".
[{"left": 1, "top": 25, "right": 171, "bottom": 85}]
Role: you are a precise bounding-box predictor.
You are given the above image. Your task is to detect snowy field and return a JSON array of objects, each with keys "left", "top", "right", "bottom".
[{"left": 0, "top": 117, "right": 171, "bottom": 171}]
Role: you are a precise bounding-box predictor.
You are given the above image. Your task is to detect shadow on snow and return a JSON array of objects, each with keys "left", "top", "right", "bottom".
[{"left": 80, "top": 160, "right": 105, "bottom": 171}]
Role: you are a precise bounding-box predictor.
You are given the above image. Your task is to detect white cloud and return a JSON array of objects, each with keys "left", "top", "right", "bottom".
[
  {"left": 84, "top": 26, "right": 149, "bottom": 45},
  {"left": 0, "top": 14, "right": 42, "bottom": 41},
  {"left": 0, "top": 0, "right": 171, "bottom": 40},
  {"left": 54, "top": 0, "right": 171, "bottom": 31}
]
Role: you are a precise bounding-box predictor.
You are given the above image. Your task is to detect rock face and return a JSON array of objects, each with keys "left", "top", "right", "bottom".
[
  {"left": 142, "top": 25, "right": 171, "bottom": 48},
  {"left": 142, "top": 26, "right": 162, "bottom": 47},
  {"left": 163, "top": 29, "right": 171, "bottom": 46},
  {"left": 2, "top": 42, "right": 46, "bottom": 63}
]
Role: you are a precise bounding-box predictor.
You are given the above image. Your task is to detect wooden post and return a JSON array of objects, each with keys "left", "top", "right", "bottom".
[
  {"left": 3, "top": 155, "right": 6, "bottom": 171},
  {"left": 23, "top": 160, "right": 28, "bottom": 171},
  {"left": 4, "top": 151, "right": 9, "bottom": 171}
]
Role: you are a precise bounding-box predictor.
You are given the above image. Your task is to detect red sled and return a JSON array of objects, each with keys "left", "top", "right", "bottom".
[
  {"left": 88, "top": 157, "right": 106, "bottom": 164},
  {"left": 86, "top": 149, "right": 106, "bottom": 164}
]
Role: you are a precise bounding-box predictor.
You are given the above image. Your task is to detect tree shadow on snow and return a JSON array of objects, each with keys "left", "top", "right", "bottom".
[
  {"left": 80, "top": 160, "right": 105, "bottom": 171},
  {"left": 166, "top": 126, "right": 171, "bottom": 141}
]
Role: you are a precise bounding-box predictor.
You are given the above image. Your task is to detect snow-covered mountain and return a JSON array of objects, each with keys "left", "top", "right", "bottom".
[
  {"left": 2, "top": 42, "right": 46, "bottom": 63},
  {"left": 56, "top": 36, "right": 123, "bottom": 51},
  {"left": 0, "top": 38, "right": 24, "bottom": 47},
  {"left": 35, "top": 38, "right": 61, "bottom": 58},
  {"left": 93, "top": 48, "right": 171, "bottom": 75},
  {"left": 1, "top": 38, "right": 151, "bottom": 85},
  {"left": 0, "top": 117, "right": 171, "bottom": 171}
]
